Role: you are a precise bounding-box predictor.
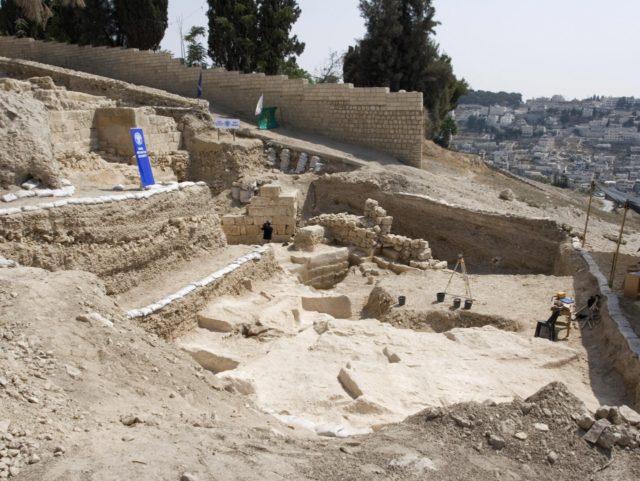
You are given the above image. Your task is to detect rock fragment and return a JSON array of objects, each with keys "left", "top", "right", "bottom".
[{"left": 488, "top": 434, "right": 505, "bottom": 450}]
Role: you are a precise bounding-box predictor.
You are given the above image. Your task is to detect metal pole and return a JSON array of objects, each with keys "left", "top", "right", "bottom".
[
  {"left": 608, "top": 202, "right": 630, "bottom": 288},
  {"left": 581, "top": 180, "right": 596, "bottom": 248}
]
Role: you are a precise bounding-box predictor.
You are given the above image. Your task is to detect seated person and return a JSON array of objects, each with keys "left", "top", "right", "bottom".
[{"left": 548, "top": 291, "right": 574, "bottom": 321}]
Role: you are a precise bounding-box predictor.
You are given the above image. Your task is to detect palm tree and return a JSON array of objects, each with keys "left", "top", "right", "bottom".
[{"left": 13, "top": 0, "right": 84, "bottom": 26}]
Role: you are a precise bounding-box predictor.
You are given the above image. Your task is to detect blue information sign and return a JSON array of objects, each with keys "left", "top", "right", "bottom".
[{"left": 130, "top": 128, "right": 156, "bottom": 188}]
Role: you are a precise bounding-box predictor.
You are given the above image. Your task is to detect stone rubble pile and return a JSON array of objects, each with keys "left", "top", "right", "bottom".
[
  {"left": 0, "top": 324, "right": 77, "bottom": 478},
  {"left": 230, "top": 179, "right": 258, "bottom": 204},
  {"left": 576, "top": 404, "right": 640, "bottom": 450},
  {"left": 1, "top": 178, "right": 75, "bottom": 203},
  {"left": 308, "top": 198, "right": 441, "bottom": 270},
  {"left": 0, "top": 422, "right": 42, "bottom": 478}
]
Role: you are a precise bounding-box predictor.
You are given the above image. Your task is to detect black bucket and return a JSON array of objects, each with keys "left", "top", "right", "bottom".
[
  {"left": 464, "top": 299, "right": 473, "bottom": 310},
  {"left": 452, "top": 298, "right": 461, "bottom": 309},
  {"left": 398, "top": 296, "right": 406, "bottom": 306},
  {"left": 436, "top": 292, "right": 445, "bottom": 303}
]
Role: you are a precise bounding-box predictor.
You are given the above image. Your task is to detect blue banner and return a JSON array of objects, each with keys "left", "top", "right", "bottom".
[{"left": 130, "top": 128, "right": 155, "bottom": 188}]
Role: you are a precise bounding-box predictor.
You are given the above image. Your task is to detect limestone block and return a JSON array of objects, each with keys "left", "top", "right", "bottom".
[
  {"left": 247, "top": 206, "right": 265, "bottom": 217},
  {"left": 309, "top": 155, "right": 320, "bottom": 170},
  {"left": 279, "top": 149, "right": 290, "bottom": 172},
  {"left": 416, "top": 249, "right": 432, "bottom": 261},
  {"left": 266, "top": 147, "right": 277, "bottom": 165},
  {"left": 294, "top": 225, "right": 325, "bottom": 251},
  {"left": 223, "top": 225, "right": 241, "bottom": 236},
  {"left": 182, "top": 345, "right": 240, "bottom": 374},
  {"left": 409, "top": 260, "right": 430, "bottom": 270},
  {"left": 338, "top": 368, "right": 363, "bottom": 399},
  {"left": 301, "top": 295, "right": 352, "bottom": 319},
  {"left": 239, "top": 189, "right": 254, "bottom": 204},
  {"left": 260, "top": 184, "right": 282, "bottom": 198},
  {"left": 296, "top": 152, "right": 308, "bottom": 173},
  {"left": 221, "top": 215, "right": 241, "bottom": 225},
  {"left": 246, "top": 225, "right": 260, "bottom": 235}
]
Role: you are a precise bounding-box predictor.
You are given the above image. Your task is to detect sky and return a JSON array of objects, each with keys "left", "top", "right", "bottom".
[{"left": 161, "top": 0, "right": 640, "bottom": 100}]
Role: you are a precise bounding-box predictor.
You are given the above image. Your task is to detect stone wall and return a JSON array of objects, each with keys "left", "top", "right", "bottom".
[
  {"left": 93, "top": 107, "right": 181, "bottom": 156},
  {"left": 222, "top": 184, "right": 297, "bottom": 244},
  {"left": 290, "top": 247, "right": 350, "bottom": 289},
  {"left": 0, "top": 37, "right": 424, "bottom": 167},
  {"left": 49, "top": 109, "right": 98, "bottom": 156},
  {"left": 0, "top": 56, "right": 205, "bottom": 109},
  {"left": 309, "top": 198, "right": 441, "bottom": 269},
  {"left": 310, "top": 176, "right": 568, "bottom": 275},
  {"left": 50, "top": 107, "right": 181, "bottom": 158}
]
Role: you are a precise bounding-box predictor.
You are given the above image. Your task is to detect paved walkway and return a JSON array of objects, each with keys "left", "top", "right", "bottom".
[{"left": 208, "top": 105, "right": 400, "bottom": 169}]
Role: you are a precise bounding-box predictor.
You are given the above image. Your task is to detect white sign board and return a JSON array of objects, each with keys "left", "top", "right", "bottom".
[{"left": 214, "top": 118, "right": 241, "bottom": 129}]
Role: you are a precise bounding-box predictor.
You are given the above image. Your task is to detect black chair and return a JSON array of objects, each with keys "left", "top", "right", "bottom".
[{"left": 534, "top": 310, "right": 560, "bottom": 341}]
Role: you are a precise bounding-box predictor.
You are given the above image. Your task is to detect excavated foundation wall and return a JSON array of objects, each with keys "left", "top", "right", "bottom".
[
  {"left": 309, "top": 177, "right": 568, "bottom": 275},
  {"left": 135, "top": 251, "right": 280, "bottom": 340},
  {"left": 0, "top": 188, "right": 225, "bottom": 294}
]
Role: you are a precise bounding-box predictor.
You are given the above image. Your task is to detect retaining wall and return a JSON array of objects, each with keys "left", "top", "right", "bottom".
[
  {"left": 573, "top": 241, "right": 640, "bottom": 409},
  {"left": 0, "top": 36, "right": 424, "bottom": 167}
]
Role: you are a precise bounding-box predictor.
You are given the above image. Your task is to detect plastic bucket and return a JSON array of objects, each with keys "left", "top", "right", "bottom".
[
  {"left": 452, "top": 298, "right": 461, "bottom": 309},
  {"left": 464, "top": 299, "right": 473, "bottom": 310},
  {"left": 398, "top": 296, "right": 406, "bottom": 306},
  {"left": 436, "top": 292, "right": 445, "bottom": 303}
]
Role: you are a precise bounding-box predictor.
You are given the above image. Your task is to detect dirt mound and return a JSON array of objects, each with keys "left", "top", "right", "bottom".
[
  {"left": 0, "top": 84, "right": 61, "bottom": 188},
  {"left": 306, "top": 382, "right": 640, "bottom": 481},
  {"left": 0, "top": 265, "right": 312, "bottom": 481},
  {"left": 422, "top": 139, "right": 487, "bottom": 173}
]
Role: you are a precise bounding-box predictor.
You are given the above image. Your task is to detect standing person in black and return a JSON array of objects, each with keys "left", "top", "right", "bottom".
[{"left": 261, "top": 220, "right": 273, "bottom": 243}]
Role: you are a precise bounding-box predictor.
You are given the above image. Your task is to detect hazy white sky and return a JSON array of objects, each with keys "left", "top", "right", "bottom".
[{"left": 161, "top": 0, "right": 640, "bottom": 100}]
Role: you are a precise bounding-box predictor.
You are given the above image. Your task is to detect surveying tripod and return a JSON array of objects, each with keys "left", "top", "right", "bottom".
[{"left": 442, "top": 254, "right": 473, "bottom": 301}]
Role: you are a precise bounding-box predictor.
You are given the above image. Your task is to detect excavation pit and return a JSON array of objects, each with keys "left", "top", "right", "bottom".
[{"left": 365, "top": 269, "right": 574, "bottom": 334}]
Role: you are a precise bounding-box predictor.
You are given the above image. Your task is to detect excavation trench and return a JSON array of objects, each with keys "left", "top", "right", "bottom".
[{"left": 307, "top": 176, "right": 570, "bottom": 275}]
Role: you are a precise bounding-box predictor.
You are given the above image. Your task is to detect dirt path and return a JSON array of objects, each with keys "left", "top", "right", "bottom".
[{"left": 115, "top": 246, "right": 254, "bottom": 310}]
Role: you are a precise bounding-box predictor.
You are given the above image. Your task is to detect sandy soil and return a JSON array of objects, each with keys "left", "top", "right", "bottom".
[{"left": 1, "top": 69, "right": 639, "bottom": 480}]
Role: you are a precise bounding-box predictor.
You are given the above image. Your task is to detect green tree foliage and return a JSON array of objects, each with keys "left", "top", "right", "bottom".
[
  {"left": 255, "top": 0, "right": 304, "bottom": 75},
  {"left": 8, "top": 0, "right": 84, "bottom": 26},
  {"left": 458, "top": 90, "right": 523, "bottom": 108},
  {"left": 343, "top": 0, "right": 467, "bottom": 137},
  {"left": 313, "top": 50, "right": 342, "bottom": 84},
  {"left": 47, "top": 0, "right": 119, "bottom": 46},
  {"left": 1, "top": 0, "right": 119, "bottom": 46},
  {"left": 207, "top": 0, "right": 258, "bottom": 72},
  {"left": 184, "top": 25, "right": 208, "bottom": 67},
  {"left": 0, "top": 0, "right": 39, "bottom": 37},
  {"left": 116, "top": 0, "right": 168, "bottom": 50},
  {"left": 280, "top": 57, "right": 311, "bottom": 81},
  {"left": 434, "top": 115, "right": 456, "bottom": 148},
  {"left": 207, "top": 0, "right": 304, "bottom": 75}
]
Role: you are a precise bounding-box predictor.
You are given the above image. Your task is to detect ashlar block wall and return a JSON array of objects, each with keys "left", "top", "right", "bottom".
[{"left": 0, "top": 37, "right": 424, "bottom": 167}]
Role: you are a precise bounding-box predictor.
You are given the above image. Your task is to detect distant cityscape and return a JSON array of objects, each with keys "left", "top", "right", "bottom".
[{"left": 452, "top": 95, "right": 640, "bottom": 195}]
